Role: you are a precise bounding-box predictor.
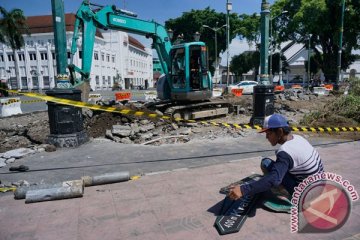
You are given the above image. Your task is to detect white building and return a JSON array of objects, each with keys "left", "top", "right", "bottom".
[{"left": 0, "top": 14, "right": 153, "bottom": 91}]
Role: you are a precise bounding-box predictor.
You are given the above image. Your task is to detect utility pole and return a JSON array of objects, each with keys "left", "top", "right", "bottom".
[
  {"left": 203, "top": 22, "right": 227, "bottom": 85},
  {"left": 269, "top": 11, "right": 288, "bottom": 85},
  {"left": 226, "top": 0, "right": 232, "bottom": 86},
  {"left": 336, "top": 0, "right": 345, "bottom": 91},
  {"left": 259, "top": 0, "right": 270, "bottom": 85}
]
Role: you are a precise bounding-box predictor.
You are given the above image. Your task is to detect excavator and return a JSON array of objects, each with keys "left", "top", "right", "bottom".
[{"left": 68, "top": 1, "right": 232, "bottom": 120}]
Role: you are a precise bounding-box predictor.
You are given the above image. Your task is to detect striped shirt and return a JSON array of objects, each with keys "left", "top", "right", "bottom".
[
  {"left": 278, "top": 134, "right": 324, "bottom": 182},
  {"left": 240, "top": 134, "right": 324, "bottom": 196}
]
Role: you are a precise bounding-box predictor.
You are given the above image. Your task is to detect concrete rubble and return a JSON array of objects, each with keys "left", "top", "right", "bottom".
[{"left": 0, "top": 90, "right": 339, "bottom": 153}]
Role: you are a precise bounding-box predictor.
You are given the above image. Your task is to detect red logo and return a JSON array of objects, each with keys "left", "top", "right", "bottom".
[{"left": 299, "top": 181, "right": 351, "bottom": 232}]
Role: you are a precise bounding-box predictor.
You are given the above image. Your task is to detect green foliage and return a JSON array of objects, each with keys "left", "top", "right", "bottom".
[
  {"left": 230, "top": 51, "right": 259, "bottom": 80},
  {"left": 0, "top": 7, "right": 28, "bottom": 50},
  {"left": 301, "top": 77, "right": 360, "bottom": 125},
  {"left": 165, "top": 8, "right": 240, "bottom": 74},
  {"left": 236, "top": 13, "right": 261, "bottom": 48},
  {"left": 330, "top": 95, "right": 360, "bottom": 122},
  {"left": 348, "top": 77, "right": 360, "bottom": 96},
  {"left": 271, "top": 0, "right": 360, "bottom": 82}
]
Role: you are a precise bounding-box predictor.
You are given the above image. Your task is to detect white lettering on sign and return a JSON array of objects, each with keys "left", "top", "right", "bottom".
[
  {"left": 224, "top": 219, "right": 235, "bottom": 228},
  {"left": 56, "top": 16, "right": 61, "bottom": 22},
  {"left": 113, "top": 18, "right": 126, "bottom": 24}
]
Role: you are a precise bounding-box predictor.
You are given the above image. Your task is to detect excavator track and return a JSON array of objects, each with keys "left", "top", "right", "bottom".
[{"left": 146, "top": 99, "right": 233, "bottom": 120}]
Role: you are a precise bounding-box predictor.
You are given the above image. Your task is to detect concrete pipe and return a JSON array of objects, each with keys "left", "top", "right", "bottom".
[
  {"left": 82, "top": 172, "right": 130, "bottom": 187},
  {"left": 25, "top": 180, "right": 84, "bottom": 203},
  {"left": 14, "top": 180, "right": 82, "bottom": 199}
]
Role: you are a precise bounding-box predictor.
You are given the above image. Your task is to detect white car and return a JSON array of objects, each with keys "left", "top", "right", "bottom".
[{"left": 228, "top": 81, "right": 258, "bottom": 94}]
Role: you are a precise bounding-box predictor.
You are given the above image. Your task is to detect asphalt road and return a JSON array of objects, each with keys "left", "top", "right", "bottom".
[
  {"left": 0, "top": 133, "right": 352, "bottom": 185},
  {"left": 17, "top": 89, "right": 150, "bottom": 114}
]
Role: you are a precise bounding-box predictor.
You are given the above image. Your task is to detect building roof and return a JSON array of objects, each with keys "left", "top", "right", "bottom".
[
  {"left": 24, "top": 14, "right": 145, "bottom": 50},
  {"left": 128, "top": 36, "right": 145, "bottom": 51},
  {"left": 24, "top": 14, "right": 103, "bottom": 38}
]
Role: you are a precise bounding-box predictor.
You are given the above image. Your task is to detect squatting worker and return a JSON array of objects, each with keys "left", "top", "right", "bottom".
[{"left": 228, "top": 113, "right": 324, "bottom": 201}]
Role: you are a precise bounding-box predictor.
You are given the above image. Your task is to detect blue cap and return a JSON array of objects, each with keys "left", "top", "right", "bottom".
[{"left": 259, "top": 114, "right": 289, "bottom": 133}]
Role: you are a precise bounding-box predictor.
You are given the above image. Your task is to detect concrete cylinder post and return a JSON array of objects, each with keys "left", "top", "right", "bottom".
[
  {"left": 25, "top": 180, "right": 84, "bottom": 203},
  {"left": 14, "top": 180, "right": 82, "bottom": 199},
  {"left": 82, "top": 172, "right": 130, "bottom": 187}
]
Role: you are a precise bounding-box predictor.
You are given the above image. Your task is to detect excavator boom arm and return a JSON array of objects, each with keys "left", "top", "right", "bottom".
[{"left": 69, "top": 1, "right": 171, "bottom": 84}]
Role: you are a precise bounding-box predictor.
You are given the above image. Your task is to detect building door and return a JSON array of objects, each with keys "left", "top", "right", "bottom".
[
  {"left": 43, "top": 76, "right": 50, "bottom": 89},
  {"left": 32, "top": 77, "right": 39, "bottom": 90},
  {"left": 10, "top": 77, "right": 18, "bottom": 90},
  {"left": 125, "top": 78, "right": 130, "bottom": 89},
  {"left": 21, "top": 77, "right": 28, "bottom": 90}
]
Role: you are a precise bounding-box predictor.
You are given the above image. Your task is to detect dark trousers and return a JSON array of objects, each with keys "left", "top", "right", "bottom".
[{"left": 261, "top": 158, "right": 298, "bottom": 195}]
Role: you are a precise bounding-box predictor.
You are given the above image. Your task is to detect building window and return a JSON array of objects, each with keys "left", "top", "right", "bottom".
[
  {"left": 29, "top": 53, "right": 36, "bottom": 61},
  {"left": 112, "top": 56, "right": 115, "bottom": 63},
  {"left": 94, "top": 52, "right": 99, "bottom": 60},
  {"left": 52, "top": 52, "right": 55, "bottom": 60},
  {"left": 101, "top": 54, "right": 104, "bottom": 61},
  {"left": 40, "top": 53, "right": 48, "bottom": 60},
  {"left": 0, "top": 55, "right": 3, "bottom": 62},
  {"left": 8, "top": 54, "right": 14, "bottom": 61},
  {"left": 106, "top": 54, "right": 110, "bottom": 62},
  {"left": 67, "top": 52, "right": 71, "bottom": 59},
  {"left": 79, "top": 51, "right": 82, "bottom": 59},
  {"left": 108, "top": 76, "right": 111, "bottom": 84},
  {"left": 95, "top": 76, "right": 99, "bottom": 85},
  {"left": 18, "top": 54, "right": 25, "bottom": 61},
  {"left": 102, "top": 76, "right": 106, "bottom": 85}
]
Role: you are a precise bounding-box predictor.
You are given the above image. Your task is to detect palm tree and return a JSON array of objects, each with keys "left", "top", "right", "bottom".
[{"left": 0, "top": 7, "right": 28, "bottom": 89}]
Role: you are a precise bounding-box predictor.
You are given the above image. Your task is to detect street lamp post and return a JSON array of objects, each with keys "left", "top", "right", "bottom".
[
  {"left": 269, "top": 10, "right": 288, "bottom": 84},
  {"left": 307, "top": 34, "right": 312, "bottom": 90},
  {"left": 260, "top": 0, "right": 270, "bottom": 85},
  {"left": 226, "top": 0, "right": 232, "bottom": 86},
  {"left": 203, "top": 22, "right": 227, "bottom": 85},
  {"left": 279, "top": 49, "right": 283, "bottom": 85},
  {"left": 336, "top": 0, "right": 345, "bottom": 90}
]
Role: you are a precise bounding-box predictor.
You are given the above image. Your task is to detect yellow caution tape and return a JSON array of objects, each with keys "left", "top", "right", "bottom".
[
  {"left": 1, "top": 88, "right": 359, "bottom": 133},
  {"left": 0, "top": 187, "right": 17, "bottom": 193}
]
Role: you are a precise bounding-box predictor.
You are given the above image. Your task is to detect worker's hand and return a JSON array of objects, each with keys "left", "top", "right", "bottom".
[{"left": 227, "top": 185, "right": 242, "bottom": 200}]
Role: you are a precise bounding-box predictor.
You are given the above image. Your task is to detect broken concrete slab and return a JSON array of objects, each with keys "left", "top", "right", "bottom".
[{"left": 2, "top": 148, "right": 35, "bottom": 159}]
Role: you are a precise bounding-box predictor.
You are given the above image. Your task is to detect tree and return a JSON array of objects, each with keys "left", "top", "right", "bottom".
[
  {"left": 0, "top": 7, "right": 28, "bottom": 89},
  {"left": 271, "top": 0, "right": 360, "bottom": 82},
  {"left": 271, "top": 52, "right": 290, "bottom": 76},
  {"left": 165, "top": 8, "right": 240, "bottom": 75},
  {"left": 236, "top": 13, "right": 261, "bottom": 50},
  {"left": 230, "top": 51, "right": 260, "bottom": 81}
]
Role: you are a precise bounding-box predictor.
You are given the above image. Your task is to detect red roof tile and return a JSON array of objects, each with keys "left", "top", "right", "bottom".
[
  {"left": 128, "top": 35, "right": 145, "bottom": 51},
  {"left": 25, "top": 14, "right": 103, "bottom": 38},
  {"left": 24, "top": 14, "right": 145, "bottom": 50}
]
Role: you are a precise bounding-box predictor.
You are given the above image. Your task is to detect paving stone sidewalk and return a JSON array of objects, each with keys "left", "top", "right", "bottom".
[{"left": 0, "top": 141, "right": 359, "bottom": 240}]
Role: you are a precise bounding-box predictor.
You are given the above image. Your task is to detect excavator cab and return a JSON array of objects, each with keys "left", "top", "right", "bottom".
[{"left": 169, "top": 43, "right": 212, "bottom": 102}]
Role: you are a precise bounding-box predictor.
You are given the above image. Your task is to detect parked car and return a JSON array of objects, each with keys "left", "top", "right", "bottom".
[{"left": 228, "top": 80, "right": 258, "bottom": 94}]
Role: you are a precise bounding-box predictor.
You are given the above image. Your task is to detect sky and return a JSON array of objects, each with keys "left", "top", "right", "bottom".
[{"left": 1, "top": 0, "right": 275, "bottom": 65}]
